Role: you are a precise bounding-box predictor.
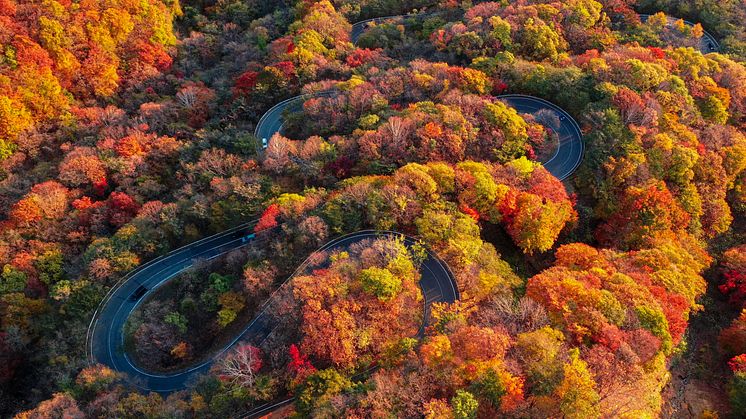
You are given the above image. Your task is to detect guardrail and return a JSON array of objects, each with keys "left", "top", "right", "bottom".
[{"left": 85, "top": 220, "right": 259, "bottom": 363}]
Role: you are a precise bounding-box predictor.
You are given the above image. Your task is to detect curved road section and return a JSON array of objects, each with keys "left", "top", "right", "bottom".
[
  {"left": 255, "top": 93, "right": 584, "bottom": 181},
  {"left": 639, "top": 13, "right": 720, "bottom": 53},
  {"left": 87, "top": 229, "right": 457, "bottom": 393},
  {"left": 87, "top": 222, "right": 259, "bottom": 392},
  {"left": 254, "top": 91, "right": 334, "bottom": 148},
  {"left": 253, "top": 14, "right": 413, "bottom": 144},
  {"left": 350, "top": 14, "right": 410, "bottom": 44},
  {"left": 498, "top": 95, "right": 584, "bottom": 181}
]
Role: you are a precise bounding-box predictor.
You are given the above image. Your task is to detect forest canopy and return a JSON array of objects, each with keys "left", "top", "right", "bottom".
[{"left": 1, "top": 0, "right": 745, "bottom": 417}]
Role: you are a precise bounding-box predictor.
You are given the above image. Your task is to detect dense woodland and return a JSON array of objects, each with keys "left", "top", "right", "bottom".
[{"left": 1, "top": 0, "right": 745, "bottom": 417}]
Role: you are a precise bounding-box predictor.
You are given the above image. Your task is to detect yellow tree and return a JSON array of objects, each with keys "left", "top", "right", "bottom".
[{"left": 555, "top": 349, "right": 600, "bottom": 419}]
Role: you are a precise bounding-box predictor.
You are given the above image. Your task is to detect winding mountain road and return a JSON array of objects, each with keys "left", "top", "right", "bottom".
[
  {"left": 256, "top": 10, "right": 719, "bottom": 182},
  {"left": 87, "top": 229, "right": 457, "bottom": 393},
  {"left": 255, "top": 92, "right": 584, "bottom": 181},
  {"left": 89, "top": 5, "right": 714, "bottom": 411},
  {"left": 87, "top": 222, "right": 259, "bottom": 392}
]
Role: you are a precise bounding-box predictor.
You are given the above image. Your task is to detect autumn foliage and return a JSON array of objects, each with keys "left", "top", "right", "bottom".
[
  {"left": 254, "top": 203, "right": 280, "bottom": 232},
  {"left": 0, "top": 0, "right": 180, "bottom": 156},
  {"left": 2, "top": 0, "right": 745, "bottom": 417}
]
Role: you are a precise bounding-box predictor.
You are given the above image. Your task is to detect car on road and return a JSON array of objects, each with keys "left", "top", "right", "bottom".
[{"left": 129, "top": 285, "right": 148, "bottom": 302}]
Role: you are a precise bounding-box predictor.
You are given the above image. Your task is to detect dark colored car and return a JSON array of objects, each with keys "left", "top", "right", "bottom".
[{"left": 129, "top": 285, "right": 148, "bottom": 302}]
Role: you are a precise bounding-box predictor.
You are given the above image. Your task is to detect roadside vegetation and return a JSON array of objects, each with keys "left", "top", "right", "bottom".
[{"left": 1, "top": 0, "right": 745, "bottom": 417}]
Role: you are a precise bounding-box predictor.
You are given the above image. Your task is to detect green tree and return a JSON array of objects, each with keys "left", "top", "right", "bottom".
[
  {"left": 358, "top": 267, "right": 402, "bottom": 302},
  {"left": 380, "top": 337, "right": 418, "bottom": 368},
  {"left": 729, "top": 372, "right": 746, "bottom": 417},
  {"left": 1, "top": 265, "right": 27, "bottom": 294},
  {"left": 296, "top": 368, "right": 352, "bottom": 415},
  {"left": 635, "top": 305, "right": 672, "bottom": 353},
  {"left": 516, "top": 326, "right": 565, "bottom": 395},
  {"left": 482, "top": 102, "right": 529, "bottom": 161},
  {"left": 209, "top": 272, "right": 233, "bottom": 293},
  {"left": 625, "top": 59, "right": 668, "bottom": 91},
  {"left": 35, "top": 249, "right": 65, "bottom": 286},
  {"left": 164, "top": 311, "right": 188, "bottom": 334},
  {"left": 471, "top": 369, "right": 507, "bottom": 410},
  {"left": 519, "top": 18, "right": 565, "bottom": 61},
  {"left": 489, "top": 16, "right": 512, "bottom": 48},
  {"left": 698, "top": 95, "right": 729, "bottom": 124},
  {"left": 217, "top": 292, "right": 246, "bottom": 327},
  {"left": 451, "top": 390, "right": 479, "bottom": 419}
]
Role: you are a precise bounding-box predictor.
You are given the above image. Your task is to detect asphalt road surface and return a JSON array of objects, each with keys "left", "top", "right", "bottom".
[
  {"left": 87, "top": 229, "right": 457, "bottom": 393},
  {"left": 254, "top": 95, "right": 305, "bottom": 148},
  {"left": 90, "top": 11, "right": 463, "bottom": 399}
]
